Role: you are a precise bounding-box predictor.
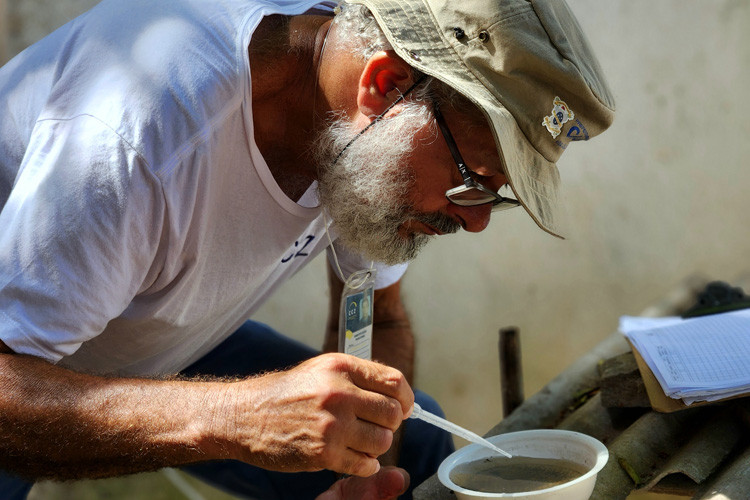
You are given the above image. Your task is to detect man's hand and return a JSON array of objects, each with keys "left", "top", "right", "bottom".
[
  {"left": 226, "top": 352, "right": 414, "bottom": 477},
  {"left": 316, "top": 466, "right": 410, "bottom": 500}
]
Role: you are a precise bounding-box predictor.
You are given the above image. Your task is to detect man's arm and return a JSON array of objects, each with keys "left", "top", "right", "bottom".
[
  {"left": 0, "top": 340, "right": 412, "bottom": 481},
  {"left": 0, "top": 340, "right": 227, "bottom": 480},
  {"left": 324, "top": 266, "right": 415, "bottom": 382}
]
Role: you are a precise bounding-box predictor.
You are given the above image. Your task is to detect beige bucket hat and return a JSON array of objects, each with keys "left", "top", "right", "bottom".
[{"left": 348, "top": 0, "right": 615, "bottom": 237}]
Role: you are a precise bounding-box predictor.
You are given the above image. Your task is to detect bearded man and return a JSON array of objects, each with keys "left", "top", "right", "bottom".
[{"left": 0, "top": 0, "right": 614, "bottom": 498}]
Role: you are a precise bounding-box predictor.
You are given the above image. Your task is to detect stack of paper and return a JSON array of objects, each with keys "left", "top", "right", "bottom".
[{"left": 619, "top": 310, "right": 750, "bottom": 405}]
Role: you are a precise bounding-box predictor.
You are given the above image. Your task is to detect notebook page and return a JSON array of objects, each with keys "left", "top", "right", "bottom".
[{"left": 622, "top": 310, "right": 750, "bottom": 400}]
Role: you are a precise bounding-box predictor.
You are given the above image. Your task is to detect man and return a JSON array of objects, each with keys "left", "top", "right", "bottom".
[{"left": 0, "top": 0, "right": 614, "bottom": 499}]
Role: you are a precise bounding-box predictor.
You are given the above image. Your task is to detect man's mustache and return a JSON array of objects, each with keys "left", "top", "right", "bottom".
[{"left": 414, "top": 211, "right": 461, "bottom": 235}]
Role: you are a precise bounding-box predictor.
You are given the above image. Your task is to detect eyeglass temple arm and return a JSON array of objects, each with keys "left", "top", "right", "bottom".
[
  {"left": 332, "top": 75, "right": 429, "bottom": 166},
  {"left": 433, "top": 106, "right": 474, "bottom": 186}
]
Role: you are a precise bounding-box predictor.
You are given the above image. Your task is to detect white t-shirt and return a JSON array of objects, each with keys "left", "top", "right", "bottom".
[{"left": 0, "top": 0, "right": 407, "bottom": 377}]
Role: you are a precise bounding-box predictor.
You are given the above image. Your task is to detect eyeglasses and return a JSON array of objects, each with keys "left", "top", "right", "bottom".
[{"left": 433, "top": 105, "right": 521, "bottom": 212}]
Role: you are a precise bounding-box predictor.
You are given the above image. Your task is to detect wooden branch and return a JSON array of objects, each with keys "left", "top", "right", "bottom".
[{"left": 499, "top": 326, "right": 524, "bottom": 417}]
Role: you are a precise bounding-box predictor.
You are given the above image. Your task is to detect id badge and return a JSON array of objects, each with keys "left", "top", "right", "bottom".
[{"left": 338, "top": 269, "right": 376, "bottom": 360}]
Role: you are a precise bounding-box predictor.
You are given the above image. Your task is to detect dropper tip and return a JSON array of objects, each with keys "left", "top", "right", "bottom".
[
  {"left": 407, "top": 402, "right": 421, "bottom": 420},
  {"left": 495, "top": 447, "right": 513, "bottom": 458}
]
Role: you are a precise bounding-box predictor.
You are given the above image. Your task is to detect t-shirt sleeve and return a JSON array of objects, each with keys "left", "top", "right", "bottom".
[
  {"left": 0, "top": 115, "right": 165, "bottom": 362},
  {"left": 326, "top": 239, "right": 408, "bottom": 290}
]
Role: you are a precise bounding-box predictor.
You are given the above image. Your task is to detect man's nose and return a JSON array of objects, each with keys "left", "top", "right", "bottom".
[{"left": 448, "top": 203, "right": 492, "bottom": 233}]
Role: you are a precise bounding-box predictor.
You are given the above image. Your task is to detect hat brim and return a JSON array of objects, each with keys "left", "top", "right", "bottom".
[{"left": 349, "top": 0, "right": 564, "bottom": 238}]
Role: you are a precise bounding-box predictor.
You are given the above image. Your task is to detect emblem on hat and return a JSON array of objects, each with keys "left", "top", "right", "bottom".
[{"left": 542, "top": 97, "right": 575, "bottom": 139}]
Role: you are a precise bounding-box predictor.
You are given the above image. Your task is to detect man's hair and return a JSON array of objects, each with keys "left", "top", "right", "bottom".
[
  {"left": 334, "top": 3, "right": 394, "bottom": 61},
  {"left": 334, "top": 2, "right": 471, "bottom": 115}
]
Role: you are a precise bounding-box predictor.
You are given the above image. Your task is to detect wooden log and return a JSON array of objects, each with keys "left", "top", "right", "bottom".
[
  {"left": 590, "top": 409, "right": 705, "bottom": 500},
  {"left": 499, "top": 326, "right": 524, "bottom": 417},
  {"left": 694, "top": 444, "right": 750, "bottom": 499}
]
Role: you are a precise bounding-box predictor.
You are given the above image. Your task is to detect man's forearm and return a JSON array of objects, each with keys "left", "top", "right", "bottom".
[
  {"left": 369, "top": 278, "right": 415, "bottom": 383},
  {"left": 324, "top": 320, "right": 414, "bottom": 382},
  {"left": 0, "top": 353, "right": 232, "bottom": 481},
  {"left": 0, "top": 347, "right": 414, "bottom": 482},
  {"left": 370, "top": 319, "right": 414, "bottom": 384}
]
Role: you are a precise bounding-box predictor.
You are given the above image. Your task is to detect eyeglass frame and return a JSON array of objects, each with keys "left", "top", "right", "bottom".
[{"left": 433, "top": 104, "right": 521, "bottom": 212}]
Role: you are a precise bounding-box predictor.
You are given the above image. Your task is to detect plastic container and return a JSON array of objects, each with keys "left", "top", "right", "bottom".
[{"left": 437, "top": 429, "right": 608, "bottom": 500}]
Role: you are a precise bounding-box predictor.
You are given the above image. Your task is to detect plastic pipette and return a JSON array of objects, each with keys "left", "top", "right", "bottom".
[{"left": 408, "top": 402, "right": 512, "bottom": 458}]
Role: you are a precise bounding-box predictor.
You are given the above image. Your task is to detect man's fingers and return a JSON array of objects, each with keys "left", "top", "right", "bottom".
[
  {"left": 336, "top": 448, "right": 381, "bottom": 477},
  {"left": 315, "top": 466, "right": 410, "bottom": 500},
  {"left": 373, "top": 466, "right": 410, "bottom": 498},
  {"left": 346, "top": 418, "right": 394, "bottom": 457},
  {"left": 341, "top": 356, "right": 414, "bottom": 414},
  {"left": 353, "top": 392, "right": 404, "bottom": 430}
]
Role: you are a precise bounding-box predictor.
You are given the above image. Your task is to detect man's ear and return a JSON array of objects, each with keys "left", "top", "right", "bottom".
[{"left": 357, "top": 50, "right": 414, "bottom": 119}]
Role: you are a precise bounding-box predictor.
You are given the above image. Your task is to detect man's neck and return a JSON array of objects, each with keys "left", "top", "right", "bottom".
[{"left": 248, "top": 14, "right": 332, "bottom": 202}]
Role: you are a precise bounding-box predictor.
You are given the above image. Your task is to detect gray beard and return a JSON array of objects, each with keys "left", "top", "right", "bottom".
[{"left": 315, "top": 102, "right": 461, "bottom": 265}]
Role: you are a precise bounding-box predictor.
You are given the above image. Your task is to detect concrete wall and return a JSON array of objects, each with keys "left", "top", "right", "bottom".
[
  {"left": 2, "top": 0, "right": 101, "bottom": 61},
  {"left": 5, "top": 0, "right": 750, "bottom": 440},
  {"left": 0, "top": 0, "right": 7, "bottom": 63}
]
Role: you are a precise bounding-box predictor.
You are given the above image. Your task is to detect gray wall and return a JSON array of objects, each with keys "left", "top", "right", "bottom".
[
  {"left": 4, "top": 0, "right": 750, "bottom": 440},
  {"left": 0, "top": 0, "right": 6, "bottom": 63}
]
